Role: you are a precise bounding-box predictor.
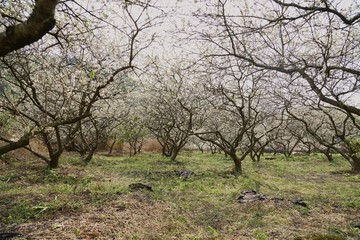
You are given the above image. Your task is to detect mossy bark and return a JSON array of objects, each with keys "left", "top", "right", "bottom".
[
  {"left": 0, "top": 0, "right": 58, "bottom": 57},
  {"left": 0, "top": 134, "right": 30, "bottom": 155}
]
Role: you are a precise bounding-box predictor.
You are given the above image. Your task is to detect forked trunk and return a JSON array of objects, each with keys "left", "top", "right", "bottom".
[
  {"left": 321, "top": 147, "right": 333, "bottom": 162},
  {"left": 162, "top": 144, "right": 172, "bottom": 157},
  {"left": 324, "top": 152, "right": 334, "bottom": 162},
  {"left": 83, "top": 146, "right": 97, "bottom": 164},
  {"left": 47, "top": 150, "right": 62, "bottom": 169},
  {"left": 107, "top": 140, "right": 116, "bottom": 156},
  {"left": 170, "top": 147, "right": 180, "bottom": 161}
]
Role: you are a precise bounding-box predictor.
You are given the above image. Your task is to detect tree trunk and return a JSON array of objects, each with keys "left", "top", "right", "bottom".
[
  {"left": 255, "top": 153, "right": 261, "bottom": 163},
  {"left": 129, "top": 139, "right": 136, "bottom": 156},
  {"left": 83, "top": 147, "right": 96, "bottom": 163},
  {"left": 284, "top": 151, "right": 291, "bottom": 158},
  {"left": 250, "top": 151, "right": 261, "bottom": 163},
  {"left": 48, "top": 155, "right": 60, "bottom": 169},
  {"left": 209, "top": 144, "right": 217, "bottom": 154},
  {"left": 136, "top": 141, "right": 143, "bottom": 155},
  {"left": 233, "top": 158, "right": 242, "bottom": 175},
  {"left": 43, "top": 128, "right": 62, "bottom": 169},
  {"left": 229, "top": 153, "right": 242, "bottom": 175},
  {"left": 162, "top": 144, "right": 172, "bottom": 157},
  {"left": 324, "top": 152, "right": 333, "bottom": 162},
  {"left": 351, "top": 156, "right": 360, "bottom": 173},
  {"left": 306, "top": 144, "right": 312, "bottom": 155},
  {"left": 107, "top": 140, "right": 116, "bottom": 156},
  {"left": 250, "top": 151, "right": 255, "bottom": 162},
  {"left": 170, "top": 147, "right": 180, "bottom": 161},
  {"left": 83, "top": 138, "right": 98, "bottom": 164}
]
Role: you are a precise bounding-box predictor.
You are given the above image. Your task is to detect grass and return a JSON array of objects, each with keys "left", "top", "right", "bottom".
[{"left": 0, "top": 152, "right": 359, "bottom": 239}]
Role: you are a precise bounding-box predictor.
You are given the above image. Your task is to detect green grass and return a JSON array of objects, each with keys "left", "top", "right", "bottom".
[{"left": 0, "top": 152, "right": 359, "bottom": 239}]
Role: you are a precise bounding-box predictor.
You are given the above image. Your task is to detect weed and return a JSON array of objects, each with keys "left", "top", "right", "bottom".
[
  {"left": 255, "top": 229, "right": 269, "bottom": 240},
  {"left": 4, "top": 203, "right": 35, "bottom": 223},
  {"left": 247, "top": 209, "right": 266, "bottom": 228},
  {"left": 328, "top": 226, "right": 347, "bottom": 236}
]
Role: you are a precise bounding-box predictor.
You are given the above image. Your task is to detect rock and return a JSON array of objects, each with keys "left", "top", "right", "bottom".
[
  {"left": 237, "top": 190, "right": 266, "bottom": 203},
  {"left": 129, "top": 183, "right": 153, "bottom": 192},
  {"left": 351, "top": 223, "right": 360, "bottom": 229},
  {"left": 290, "top": 199, "right": 308, "bottom": 208},
  {"left": 0, "top": 232, "right": 22, "bottom": 240},
  {"left": 237, "top": 191, "right": 309, "bottom": 208},
  {"left": 179, "top": 170, "right": 194, "bottom": 181}
]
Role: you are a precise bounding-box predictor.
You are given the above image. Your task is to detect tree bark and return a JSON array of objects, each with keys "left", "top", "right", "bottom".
[
  {"left": 42, "top": 129, "right": 62, "bottom": 169},
  {"left": 229, "top": 153, "right": 242, "bottom": 175},
  {"left": 321, "top": 148, "right": 334, "bottom": 162},
  {"left": 0, "top": 0, "right": 58, "bottom": 57},
  {"left": 48, "top": 153, "right": 60, "bottom": 169},
  {"left": 83, "top": 146, "right": 96, "bottom": 163},
  {"left": 129, "top": 139, "right": 138, "bottom": 156},
  {"left": 162, "top": 144, "right": 172, "bottom": 157},
  {"left": 170, "top": 147, "right": 180, "bottom": 162},
  {"left": 0, "top": 134, "right": 30, "bottom": 155},
  {"left": 233, "top": 157, "right": 242, "bottom": 175},
  {"left": 107, "top": 140, "right": 116, "bottom": 156},
  {"left": 324, "top": 153, "right": 334, "bottom": 162},
  {"left": 351, "top": 156, "right": 360, "bottom": 173}
]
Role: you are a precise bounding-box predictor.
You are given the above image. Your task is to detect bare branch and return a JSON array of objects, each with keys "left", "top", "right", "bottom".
[{"left": 0, "top": 0, "right": 58, "bottom": 56}]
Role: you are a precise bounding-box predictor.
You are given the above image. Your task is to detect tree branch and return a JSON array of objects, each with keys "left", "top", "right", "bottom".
[
  {"left": 0, "top": 0, "right": 58, "bottom": 57},
  {"left": 271, "top": 0, "right": 360, "bottom": 25}
]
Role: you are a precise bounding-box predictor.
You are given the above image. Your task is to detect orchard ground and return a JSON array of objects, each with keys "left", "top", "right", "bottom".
[{"left": 0, "top": 152, "right": 359, "bottom": 239}]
